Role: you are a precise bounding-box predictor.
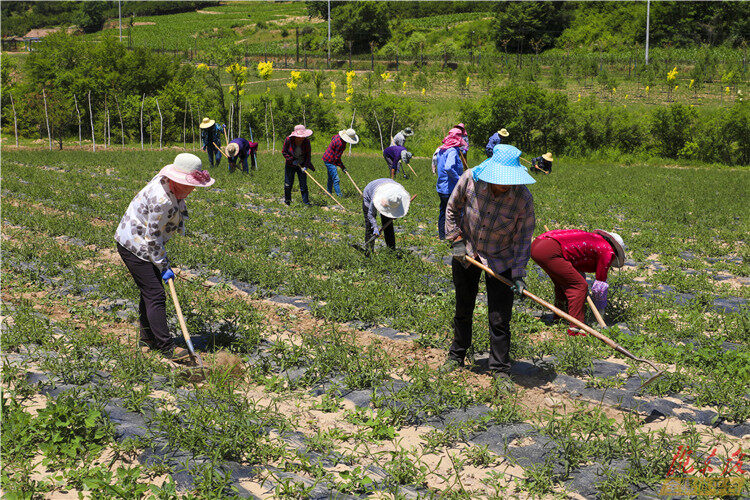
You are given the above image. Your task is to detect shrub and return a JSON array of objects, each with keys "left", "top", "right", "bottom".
[
  {"left": 694, "top": 100, "right": 750, "bottom": 165},
  {"left": 355, "top": 93, "right": 423, "bottom": 149},
  {"left": 650, "top": 103, "right": 697, "bottom": 158}
]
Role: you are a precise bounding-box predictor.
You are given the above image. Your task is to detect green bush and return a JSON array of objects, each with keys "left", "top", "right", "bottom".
[
  {"left": 695, "top": 100, "right": 750, "bottom": 165},
  {"left": 650, "top": 103, "right": 697, "bottom": 158}
]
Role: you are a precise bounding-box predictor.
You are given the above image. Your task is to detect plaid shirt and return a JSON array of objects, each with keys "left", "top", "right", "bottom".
[
  {"left": 445, "top": 171, "right": 535, "bottom": 278},
  {"left": 322, "top": 134, "right": 345, "bottom": 167}
]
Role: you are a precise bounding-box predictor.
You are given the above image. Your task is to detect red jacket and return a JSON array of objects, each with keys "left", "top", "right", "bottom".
[
  {"left": 282, "top": 136, "right": 313, "bottom": 169},
  {"left": 537, "top": 230, "right": 615, "bottom": 281}
]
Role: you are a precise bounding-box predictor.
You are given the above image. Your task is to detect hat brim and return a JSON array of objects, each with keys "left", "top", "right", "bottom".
[
  {"left": 542, "top": 154, "right": 554, "bottom": 162},
  {"left": 290, "top": 129, "right": 313, "bottom": 138},
  {"left": 339, "top": 130, "right": 359, "bottom": 144},
  {"left": 159, "top": 165, "right": 215, "bottom": 187},
  {"left": 372, "top": 184, "right": 410, "bottom": 219},
  {"left": 499, "top": 130, "right": 510, "bottom": 137},
  {"left": 199, "top": 120, "right": 215, "bottom": 129},
  {"left": 475, "top": 159, "right": 536, "bottom": 186},
  {"left": 593, "top": 230, "right": 625, "bottom": 267},
  {"left": 403, "top": 130, "right": 414, "bottom": 137}
]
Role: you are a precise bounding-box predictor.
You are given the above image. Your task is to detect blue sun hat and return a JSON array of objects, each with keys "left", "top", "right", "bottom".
[{"left": 471, "top": 144, "right": 536, "bottom": 185}]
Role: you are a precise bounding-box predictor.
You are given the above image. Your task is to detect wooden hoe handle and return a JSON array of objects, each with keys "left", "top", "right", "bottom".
[
  {"left": 166, "top": 278, "right": 202, "bottom": 367},
  {"left": 303, "top": 168, "right": 347, "bottom": 211}
]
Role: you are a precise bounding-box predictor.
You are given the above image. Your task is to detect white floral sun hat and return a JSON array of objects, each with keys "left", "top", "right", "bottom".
[
  {"left": 373, "top": 182, "right": 410, "bottom": 219},
  {"left": 158, "top": 153, "right": 215, "bottom": 187}
]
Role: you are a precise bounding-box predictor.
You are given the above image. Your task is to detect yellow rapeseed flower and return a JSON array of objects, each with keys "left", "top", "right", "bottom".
[
  {"left": 666, "top": 67, "right": 678, "bottom": 82},
  {"left": 421, "top": 88, "right": 426, "bottom": 95},
  {"left": 196, "top": 63, "right": 208, "bottom": 70}
]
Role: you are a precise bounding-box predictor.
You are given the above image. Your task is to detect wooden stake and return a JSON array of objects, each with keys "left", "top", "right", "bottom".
[
  {"left": 115, "top": 95, "right": 124, "bottom": 149},
  {"left": 140, "top": 93, "right": 145, "bottom": 151},
  {"left": 303, "top": 168, "right": 346, "bottom": 210},
  {"left": 389, "top": 110, "right": 396, "bottom": 142},
  {"left": 269, "top": 101, "right": 275, "bottom": 153},
  {"left": 183, "top": 98, "right": 188, "bottom": 149},
  {"left": 464, "top": 255, "right": 663, "bottom": 388},
  {"left": 373, "top": 111, "right": 384, "bottom": 151},
  {"left": 155, "top": 97, "right": 163, "bottom": 150},
  {"left": 189, "top": 101, "right": 195, "bottom": 151},
  {"left": 88, "top": 91, "right": 96, "bottom": 152},
  {"left": 42, "top": 89, "right": 51, "bottom": 150},
  {"left": 73, "top": 94, "right": 81, "bottom": 145},
  {"left": 10, "top": 93, "right": 19, "bottom": 147}
]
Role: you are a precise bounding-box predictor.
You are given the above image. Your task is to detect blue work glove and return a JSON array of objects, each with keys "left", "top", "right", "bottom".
[
  {"left": 161, "top": 268, "right": 175, "bottom": 283},
  {"left": 512, "top": 279, "right": 526, "bottom": 300},
  {"left": 373, "top": 227, "right": 380, "bottom": 237}
]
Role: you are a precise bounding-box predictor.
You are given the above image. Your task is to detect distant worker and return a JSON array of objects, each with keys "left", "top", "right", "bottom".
[
  {"left": 485, "top": 128, "right": 510, "bottom": 158},
  {"left": 226, "top": 137, "right": 258, "bottom": 173},
  {"left": 115, "top": 153, "right": 214, "bottom": 361},
  {"left": 530, "top": 229, "right": 625, "bottom": 335},
  {"left": 391, "top": 127, "right": 414, "bottom": 147},
  {"left": 282, "top": 124, "right": 314, "bottom": 206},
  {"left": 454, "top": 123, "right": 469, "bottom": 156},
  {"left": 435, "top": 127, "right": 467, "bottom": 240},
  {"left": 362, "top": 178, "right": 411, "bottom": 255},
  {"left": 383, "top": 144, "right": 413, "bottom": 179},
  {"left": 322, "top": 128, "right": 359, "bottom": 196},
  {"left": 199, "top": 117, "right": 226, "bottom": 168},
  {"left": 531, "top": 152, "right": 554, "bottom": 174}
]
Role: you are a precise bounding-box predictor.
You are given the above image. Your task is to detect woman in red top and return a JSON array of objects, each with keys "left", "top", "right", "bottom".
[{"left": 530, "top": 229, "right": 626, "bottom": 335}]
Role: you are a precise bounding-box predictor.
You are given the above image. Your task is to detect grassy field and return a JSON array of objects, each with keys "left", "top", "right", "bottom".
[{"left": 2, "top": 145, "right": 749, "bottom": 497}]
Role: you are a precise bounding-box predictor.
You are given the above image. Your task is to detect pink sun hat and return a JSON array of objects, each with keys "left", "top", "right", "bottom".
[
  {"left": 289, "top": 124, "right": 313, "bottom": 138},
  {"left": 440, "top": 127, "right": 468, "bottom": 150},
  {"left": 158, "top": 153, "right": 215, "bottom": 187}
]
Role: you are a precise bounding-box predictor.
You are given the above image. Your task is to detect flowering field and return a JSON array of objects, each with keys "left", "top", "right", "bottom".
[{"left": 2, "top": 146, "right": 748, "bottom": 498}]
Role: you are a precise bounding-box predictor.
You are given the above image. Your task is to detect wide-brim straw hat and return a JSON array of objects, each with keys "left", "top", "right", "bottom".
[
  {"left": 498, "top": 128, "right": 510, "bottom": 137},
  {"left": 159, "top": 153, "right": 215, "bottom": 187},
  {"left": 290, "top": 124, "right": 313, "bottom": 138},
  {"left": 472, "top": 144, "right": 536, "bottom": 186},
  {"left": 338, "top": 128, "right": 359, "bottom": 144},
  {"left": 403, "top": 127, "right": 414, "bottom": 136},
  {"left": 199, "top": 117, "right": 215, "bottom": 129},
  {"left": 593, "top": 230, "right": 626, "bottom": 267},
  {"left": 542, "top": 152, "right": 554, "bottom": 162},
  {"left": 226, "top": 143, "right": 239, "bottom": 157},
  {"left": 373, "top": 182, "right": 410, "bottom": 219}
]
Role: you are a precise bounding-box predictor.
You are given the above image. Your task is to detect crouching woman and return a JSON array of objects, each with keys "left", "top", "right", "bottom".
[{"left": 115, "top": 153, "right": 214, "bottom": 360}]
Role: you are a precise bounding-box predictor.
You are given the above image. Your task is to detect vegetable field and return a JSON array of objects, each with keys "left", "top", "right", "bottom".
[{"left": 2, "top": 147, "right": 749, "bottom": 498}]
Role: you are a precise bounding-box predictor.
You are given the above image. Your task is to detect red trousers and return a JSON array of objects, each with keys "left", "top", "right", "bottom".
[{"left": 531, "top": 238, "right": 588, "bottom": 325}]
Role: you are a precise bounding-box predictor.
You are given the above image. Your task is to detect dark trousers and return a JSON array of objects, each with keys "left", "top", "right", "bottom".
[
  {"left": 284, "top": 166, "right": 310, "bottom": 205},
  {"left": 205, "top": 145, "right": 222, "bottom": 168},
  {"left": 449, "top": 258, "right": 514, "bottom": 373},
  {"left": 437, "top": 193, "right": 451, "bottom": 240},
  {"left": 531, "top": 238, "right": 587, "bottom": 325},
  {"left": 363, "top": 207, "right": 395, "bottom": 254},
  {"left": 117, "top": 243, "right": 173, "bottom": 353},
  {"left": 229, "top": 154, "right": 249, "bottom": 173}
]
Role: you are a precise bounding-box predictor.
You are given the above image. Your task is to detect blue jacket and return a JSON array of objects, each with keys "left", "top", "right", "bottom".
[
  {"left": 201, "top": 124, "right": 225, "bottom": 149},
  {"left": 436, "top": 147, "right": 463, "bottom": 195},
  {"left": 485, "top": 132, "right": 505, "bottom": 157}
]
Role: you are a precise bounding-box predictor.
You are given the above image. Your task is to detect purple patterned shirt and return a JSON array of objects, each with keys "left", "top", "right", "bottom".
[{"left": 445, "top": 171, "right": 535, "bottom": 278}]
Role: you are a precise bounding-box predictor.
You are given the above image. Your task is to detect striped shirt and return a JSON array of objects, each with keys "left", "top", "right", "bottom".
[
  {"left": 445, "top": 170, "right": 535, "bottom": 278},
  {"left": 322, "top": 134, "right": 346, "bottom": 167}
]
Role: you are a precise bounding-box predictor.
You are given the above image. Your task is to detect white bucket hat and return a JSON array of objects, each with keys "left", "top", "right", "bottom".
[
  {"left": 158, "top": 153, "right": 215, "bottom": 187},
  {"left": 226, "top": 143, "right": 239, "bottom": 157},
  {"left": 400, "top": 150, "right": 412, "bottom": 163},
  {"left": 594, "top": 230, "right": 626, "bottom": 267},
  {"left": 373, "top": 183, "right": 410, "bottom": 219},
  {"left": 199, "top": 117, "right": 215, "bottom": 129},
  {"left": 338, "top": 128, "right": 359, "bottom": 144}
]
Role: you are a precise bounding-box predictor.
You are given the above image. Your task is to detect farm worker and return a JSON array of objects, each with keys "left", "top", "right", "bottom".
[
  {"left": 451, "top": 123, "right": 470, "bottom": 158},
  {"left": 226, "top": 137, "right": 258, "bottom": 173},
  {"left": 443, "top": 144, "right": 536, "bottom": 387},
  {"left": 362, "top": 178, "right": 411, "bottom": 255},
  {"left": 531, "top": 152, "right": 554, "bottom": 174},
  {"left": 322, "top": 128, "right": 359, "bottom": 196},
  {"left": 199, "top": 117, "right": 226, "bottom": 168},
  {"left": 391, "top": 127, "right": 414, "bottom": 147},
  {"left": 383, "top": 144, "right": 413, "bottom": 179},
  {"left": 485, "top": 128, "right": 510, "bottom": 158},
  {"left": 431, "top": 146, "right": 441, "bottom": 175},
  {"left": 530, "top": 229, "right": 625, "bottom": 336},
  {"left": 435, "top": 127, "right": 468, "bottom": 240},
  {"left": 115, "top": 153, "right": 214, "bottom": 361},
  {"left": 282, "top": 124, "right": 314, "bottom": 206}
]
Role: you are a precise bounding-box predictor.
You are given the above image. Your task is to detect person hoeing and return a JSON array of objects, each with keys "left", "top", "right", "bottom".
[
  {"left": 115, "top": 153, "right": 214, "bottom": 361},
  {"left": 282, "top": 124, "right": 314, "bottom": 206},
  {"left": 442, "top": 144, "right": 536, "bottom": 389},
  {"left": 362, "top": 179, "right": 411, "bottom": 256},
  {"left": 530, "top": 229, "right": 625, "bottom": 335}
]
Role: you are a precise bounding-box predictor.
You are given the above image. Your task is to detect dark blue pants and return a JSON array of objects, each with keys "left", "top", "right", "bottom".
[
  {"left": 229, "top": 154, "right": 249, "bottom": 173},
  {"left": 284, "top": 166, "right": 309, "bottom": 205},
  {"left": 205, "top": 145, "right": 222, "bottom": 168},
  {"left": 437, "top": 193, "right": 451, "bottom": 240}
]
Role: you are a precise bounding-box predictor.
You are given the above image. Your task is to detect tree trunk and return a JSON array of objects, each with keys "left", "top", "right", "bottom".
[
  {"left": 9, "top": 93, "right": 18, "bottom": 147},
  {"left": 155, "top": 97, "right": 163, "bottom": 150},
  {"left": 140, "top": 93, "right": 145, "bottom": 150},
  {"left": 42, "top": 89, "right": 52, "bottom": 150},
  {"left": 183, "top": 98, "right": 188, "bottom": 149},
  {"left": 373, "top": 111, "right": 383, "bottom": 151},
  {"left": 88, "top": 91, "right": 96, "bottom": 152},
  {"left": 269, "top": 101, "right": 275, "bottom": 153},
  {"left": 74, "top": 94, "right": 81, "bottom": 145},
  {"left": 115, "top": 95, "right": 124, "bottom": 149}
]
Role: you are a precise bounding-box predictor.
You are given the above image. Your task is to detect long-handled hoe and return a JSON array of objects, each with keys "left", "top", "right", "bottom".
[
  {"left": 213, "top": 142, "right": 230, "bottom": 159},
  {"left": 463, "top": 256, "right": 664, "bottom": 389},
  {"left": 301, "top": 167, "right": 347, "bottom": 210},
  {"left": 166, "top": 278, "right": 204, "bottom": 369},
  {"left": 406, "top": 163, "right": 418, "bottom": 178},
  {"left": 520, "top": 157, "right": 549, "bottom": 175},
  {"left": 344, "top": 169, "right": 363, "bottom": 196}
]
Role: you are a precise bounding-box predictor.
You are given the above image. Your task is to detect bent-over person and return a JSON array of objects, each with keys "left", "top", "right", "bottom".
[
  {"left": 362, "top": 179, "right": 411, "bottom": 255},
  {"left": 443, "top": 144, "right": 536, "bottom": 388}
]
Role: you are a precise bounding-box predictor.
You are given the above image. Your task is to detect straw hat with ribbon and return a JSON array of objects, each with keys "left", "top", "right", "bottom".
[
  {"left": 158, "top": 153, "right": 215, "bottom": 187},
  {"left": 372, "top": 182, "right": 411, "bottom": 219},
  {"left": 471, "top": 144, "right": 536, "bottom": 186},
  {"left": 338, "top": 128, "right": 359, "bottom": 144},
  {"left": 290, "top": 124, "right": 313, "bottom": 138},
  {"left": 498, "top": 128, "right": 510, "bottom": 137},
  {"left": 199, "top": 117, "right": 215, "bottom": 129},
  {"left": 593, "top": 230, "right": 626, "bottom": 267},
  {"left": 542, "top": 152, "right": 554, "bottom": 162}
]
